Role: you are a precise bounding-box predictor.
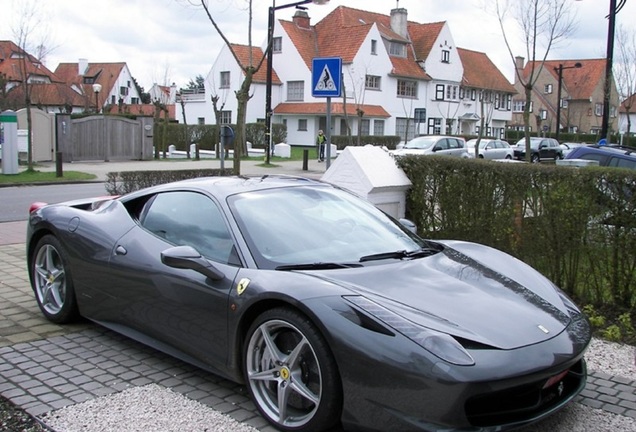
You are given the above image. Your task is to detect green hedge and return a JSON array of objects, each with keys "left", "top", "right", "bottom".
[
  {"left": 105, "top": 168, "right": 233, "bottom": 195},
  {"left": 329, "top": 135, "right": 402, "bottom": 150},
  {"left": 153, "top": 123, "right": 288, "bottom": 152},
  {"left": 396, "top": 156, "right": 636, "bottom": 317}
]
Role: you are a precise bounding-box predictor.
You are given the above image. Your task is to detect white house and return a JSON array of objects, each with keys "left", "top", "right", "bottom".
[{"left": 185, "top": 5, "right": 515, "bottom": 145}]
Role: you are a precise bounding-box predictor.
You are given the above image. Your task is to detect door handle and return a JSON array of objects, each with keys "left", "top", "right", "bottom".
[{"left": 115, "top": 245, "right": 127, "bottom": 255}]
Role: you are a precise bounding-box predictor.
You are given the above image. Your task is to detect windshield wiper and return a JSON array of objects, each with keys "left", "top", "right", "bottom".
[
  {"left": 359, "top": 247, "right": 439, "bottom": 263},
  {"left": 275, "top": 262, "right": 362, "bottom": 271}
]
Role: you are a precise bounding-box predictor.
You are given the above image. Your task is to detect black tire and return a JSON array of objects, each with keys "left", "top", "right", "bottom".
[
  {"left": 30, "top": 235, "right": 79, "bottom": 323},
  {"left": 531, "top": 153, "right": 540, "bottom": 163},
  {"left": 505, "top": 155, "right": 512, "bottom": 160},
  {"left": 243, "top": 307, "right": 342, "bottom": 432}
]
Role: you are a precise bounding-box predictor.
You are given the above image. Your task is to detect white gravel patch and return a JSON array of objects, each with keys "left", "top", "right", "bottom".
[
  {"left": 40, "top": 384, "right": 258, "bottom": 432},
  {"left": 585, "top": 338, "right": 636, "bottom": 380},
  {"left": 38, "top": 338, "right": 636, "bottom": 432}
]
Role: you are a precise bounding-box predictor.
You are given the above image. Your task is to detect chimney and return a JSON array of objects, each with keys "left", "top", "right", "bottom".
[
  {"left": 78, "top": 58, "right": 88, "bottom": 76},
  {"left": 293, "top": 10, "right": 311, "bottom": 29},
  {"left": 390, "top": 8, "right": 408, "bottom": 38},
  {"left": 515, "top": 56, "right": 525, "bottom": 71}
]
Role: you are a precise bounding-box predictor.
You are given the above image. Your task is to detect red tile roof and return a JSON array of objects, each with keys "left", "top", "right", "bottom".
[
  {"left": 521, "top": 58, "right": 606, "bottom": 100},
  {"left": 55, "top": 62, "right": 127, "bottom": 108},
  {"left": 408, "top": 21, "right": 446, "bottom": 62},
  {"left": 274, "top": 102, "right": 390, "bottom": 117},
  {"left": 282, "top": 6, "right": 430, "bottom": 80},
  {"left": 6, "top": 82, "right": 85, "bottom": 108},
  {"left": 230, "top": 44, "right": 281, "bottom": 85},
  {"left": 115, "top": 103, "right": 175, "bottom": 120},
  {"left": 620, "top": 93, "right": 636, "bottom": 112},
  {"left": 458, "top": 48, "right": 516, "bottom": 93},
  {"left": 0, "top": 40, "right": 61, "bottom": 83}
]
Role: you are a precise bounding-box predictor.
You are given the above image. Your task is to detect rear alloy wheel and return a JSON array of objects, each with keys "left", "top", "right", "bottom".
[
  {"left": 244, "top": 308, "right": 342, "bottom": 432},
  {"left": 531, "top": 153, "right": 540, "bottom": 163},
  {"left": 31, "top": 235, "right": 79, "bottom": 323}
]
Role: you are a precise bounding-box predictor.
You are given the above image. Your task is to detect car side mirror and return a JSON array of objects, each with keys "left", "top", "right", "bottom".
[
  {"left": 432, "top": 146, "right": 441, "bottom": 152},
  {"left": 399, "top": 218, "right": 417, "bottom": 234},
  {"left": 161, "top": 245, "right": 224, "bottom": 280}
]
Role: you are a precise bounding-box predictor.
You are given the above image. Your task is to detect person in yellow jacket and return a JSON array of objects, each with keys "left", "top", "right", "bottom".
[{"left": 316, "top": 129, "right": 326, "bottom": 162}]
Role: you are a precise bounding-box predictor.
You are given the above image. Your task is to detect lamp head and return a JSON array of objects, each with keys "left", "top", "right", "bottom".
[{"left": 92, "top": 83, "right": 102, "bottom": 94}]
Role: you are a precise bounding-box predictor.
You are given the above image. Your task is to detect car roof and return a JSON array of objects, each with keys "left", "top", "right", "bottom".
[
  {"left": 121, "top": 175, "right": 330, "bottom": 201},
  {"left": 569, "top": 145, "right": 636, "bottom": 158}
]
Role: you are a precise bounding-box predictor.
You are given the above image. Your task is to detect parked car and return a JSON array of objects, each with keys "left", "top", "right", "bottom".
[
  {"left": 392, "top": 135, "right": 470, "bottom": 158},
  {"left": 560, "top": 142, "right": 587, "bottom": 158},
  {"left": 565, "top": 144, "right": 636, "bottom": 170},
  {"left": 514, "top": 137, "right": 564, "bottom": 162},
  {"left": 27, "top": 176, "right": 590, "bottom": 432},
  {"left": 466, "top": 138, "right": 513, "bottom": 160}
]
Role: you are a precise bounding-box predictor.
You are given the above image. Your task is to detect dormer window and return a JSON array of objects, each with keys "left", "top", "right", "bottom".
[
  {"left": 441, "top": 50, "right": 450, "bottom": 63},
  {"left": 371, "top": 39, "right": 377, "bottom": 55},
  {"left": 389, "top": 41, "right": 406, "bottom": 57},
  {"left": 272, "top": 37, "right": 282, "bottom": 53},
  {"left": 83, "top": 77, "right": 95, "bottom": 84}
]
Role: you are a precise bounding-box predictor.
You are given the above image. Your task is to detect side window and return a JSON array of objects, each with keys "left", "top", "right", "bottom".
[
  {"left": 449, "top": 139, "right": 460, "bottom": 149},
  {"left": 140, "top": 191, "right": 240, "bottom": 265},
  {"left": 609, "top": 157, "right": 636, "bottom": 170},
  {"left": 579, "top": 153, "right": 605, "bottom": 165},
  {"left": 436, "top": 139, "right": 448, "bottom": 150}
]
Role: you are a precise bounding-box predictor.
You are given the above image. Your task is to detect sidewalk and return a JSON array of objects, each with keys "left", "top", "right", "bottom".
[{"left": 33, "top": 156, "right": 329, "bottom": 182}]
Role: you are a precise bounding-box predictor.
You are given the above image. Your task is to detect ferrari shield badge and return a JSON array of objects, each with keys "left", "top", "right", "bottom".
[{"left": 237, "top": 278, "right": 251, "bottom": 296}]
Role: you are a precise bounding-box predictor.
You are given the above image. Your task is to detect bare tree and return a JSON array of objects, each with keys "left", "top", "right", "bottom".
[
  {"left": 197, "top": 0, "right": 267, "bottom": 175},
  {"left": 615, "top": 26, "right": 636, "bottom": 146},
  {"left": 492, "top": 0, "right": 577, "bottom": 161},
  {"left": 11, "top": 0, "right": 53, "bottom": 171}
]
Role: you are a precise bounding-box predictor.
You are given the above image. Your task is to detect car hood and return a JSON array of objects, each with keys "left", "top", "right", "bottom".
[{"left": 314, "top": 241, "right": 571, "bottom": 350}]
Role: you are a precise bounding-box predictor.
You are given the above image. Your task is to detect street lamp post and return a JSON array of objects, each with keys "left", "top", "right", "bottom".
[
  {"left": 265, "top": 0, "right": 330, "bottom": 164},
  {"left": 92, "top": 83, "right": 102, "bottom": 114},
  {"left": 554, "top": 62, "right": 582, "bottom": 142}
]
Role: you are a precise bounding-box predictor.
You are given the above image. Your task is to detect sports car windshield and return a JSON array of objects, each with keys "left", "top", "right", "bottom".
[{"left": 229, "top": 186, "right": 430, "bottom": 269}]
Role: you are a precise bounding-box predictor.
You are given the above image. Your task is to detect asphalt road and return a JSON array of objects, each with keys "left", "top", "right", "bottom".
[{"left": 0, "top": 182, "right": 107, "bottom": 222}]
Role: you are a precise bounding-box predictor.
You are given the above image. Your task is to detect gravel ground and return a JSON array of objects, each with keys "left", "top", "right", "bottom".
[{"left": 1, "top": 337, "right": 634, "bottom": 432}]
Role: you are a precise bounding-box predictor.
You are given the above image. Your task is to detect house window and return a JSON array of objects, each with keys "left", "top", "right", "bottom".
[
  {"left": 397, "top": 79, "right": 417, "bottom": 98},
  {"left": 127, "top": 80, "right": 131, "bottom": 88},
  {"left": 459, "top": 87, "right": 465, "bottom": 99},
  {"left": 272, "top": 37, "right": 282, "bottom": 53},
  {"left": 360, "top": 119, "right": 370, "bottom": 135},
  {"left": 610, "top": 106, "right": 617, "bottom": 118},
  {"left": 435, "top": 84, "right": 445, "bottom": 100},
  {"left": 495, "top": 93, "right": 501, "bottom": 109},
  {"left": 373, "top": 120, "right": 385, "bottom": 135},
  {"left": 111, "top": 95, "right": 116, "bottom": 104},
  {"left": 371, "top": 39, "right": 377, "bottom": 55},
  {"left": 513, "top": 100, "right": 525, "bottom": 112},
  {"left": 507, "top": 94, "right": 512, "bottom": 110},
  {"left": 83, "top": 77, "right": 95, "bottom": 84},
  {"left": 197, "top": 117, "right": 205, "bottom": 125},
  {"left": 446, "top": 85, "right": 458, "bottom": 101},
  {"left": 561, "top": 99, "right": 569, "bottom": 108},
  {"left": 427, "top": 117, "right": 442, "bottom": 135},
  {"left": 595, "top": 103, "right": 603, "bottom": 116},
  {"left": 220, "top": 111, "right": 232, "bottom": 124},
  {"left": 131, "top": 97, "right": 139, "bottom": 104},
  {"left": 298, "top": 119, "right": 307, "bottom": 131},
  {"left": 544, "top": 84, "right": 553, "bottom": 94},
  {"left": 365, "top": 75, "right": 381, "bottom": 90},
  {"left": 471, "top": 89, "right": 476, "bottom": 101},
  {"left": 389, "top": 42, "right": 406, "bottom": 57},
  {"left": 220, "top": 71, "right": 230, "bottom": 88},
  {"left": 287, "top": 81, "right": 304, "bottom": 101},
  {"left": 396, "top": 117, "right": 416, "bottom": 141},
  {"left": 441, "top": 50, "right": 450, "bottom": 63},
  {"left": 540, "top": 109, "right": 547, "bottom": 120},
  {"left": 120, "top": 86, "right": 128, "bottom": 96}
]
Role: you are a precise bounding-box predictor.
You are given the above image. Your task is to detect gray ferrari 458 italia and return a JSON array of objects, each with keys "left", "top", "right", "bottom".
[{"left": 27, "top": 175, "right": 591, "bottom": 432}]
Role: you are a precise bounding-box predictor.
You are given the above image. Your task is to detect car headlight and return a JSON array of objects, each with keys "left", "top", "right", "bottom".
[{"left": 345, "top": 296, "right": 475, "bottom": 366}]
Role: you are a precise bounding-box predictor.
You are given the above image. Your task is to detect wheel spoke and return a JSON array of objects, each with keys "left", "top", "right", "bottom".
[
  {"left": 286, "top": 336, "right": 308, "bottom": 369},
  {"left": 277, "top": 380, "right": 292, "bottom": 423},
  {"left": 289, "top": 372, "right": 320, "bottom": 405},
  {"left": 260, "top": 325, "right": 286, "bottom": 364},
  {"left": 249, "top": 368, "right": 279, "bottom": 382}
]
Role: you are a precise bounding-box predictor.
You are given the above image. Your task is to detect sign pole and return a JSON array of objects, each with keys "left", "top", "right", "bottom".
[{"left": 326, "top": 97, "right": 332, "bottom": 169}]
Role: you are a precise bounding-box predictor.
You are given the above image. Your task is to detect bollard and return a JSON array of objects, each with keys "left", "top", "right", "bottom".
[
  {"left": 56, "top": 151, "right": 63, "bottom": 177},
  {"left": 302, "top": 149, "right": 309, "bottom": 171}
]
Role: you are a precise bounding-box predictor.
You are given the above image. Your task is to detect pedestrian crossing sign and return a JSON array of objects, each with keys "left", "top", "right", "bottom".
[{"left": 312, "top": 57, "right": 342, "bottom": 97}]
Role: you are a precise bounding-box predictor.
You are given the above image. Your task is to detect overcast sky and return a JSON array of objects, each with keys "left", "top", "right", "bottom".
[{"left": 2, "top": 0, "right": 634, "bottom": 90}]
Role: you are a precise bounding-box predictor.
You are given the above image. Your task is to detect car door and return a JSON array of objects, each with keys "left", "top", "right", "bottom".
[
  {"left": 482, "top": 141, "right": 497, "bottom": 159},
  {"left": 108, "top": 190, "right": 241, "bottom": 368},
  {"left": 433, "top": 138, "right": 450, "bottom": 156}
]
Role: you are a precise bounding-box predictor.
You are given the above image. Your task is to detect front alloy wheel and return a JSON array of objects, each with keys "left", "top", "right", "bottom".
[{"left": 244, "top": 308, "right": 341, "bottom": 432}]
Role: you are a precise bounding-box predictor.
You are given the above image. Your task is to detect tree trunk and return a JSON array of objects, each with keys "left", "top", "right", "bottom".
[{"left": 523, "top": 85, "right": 533, "bottom": 162}]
